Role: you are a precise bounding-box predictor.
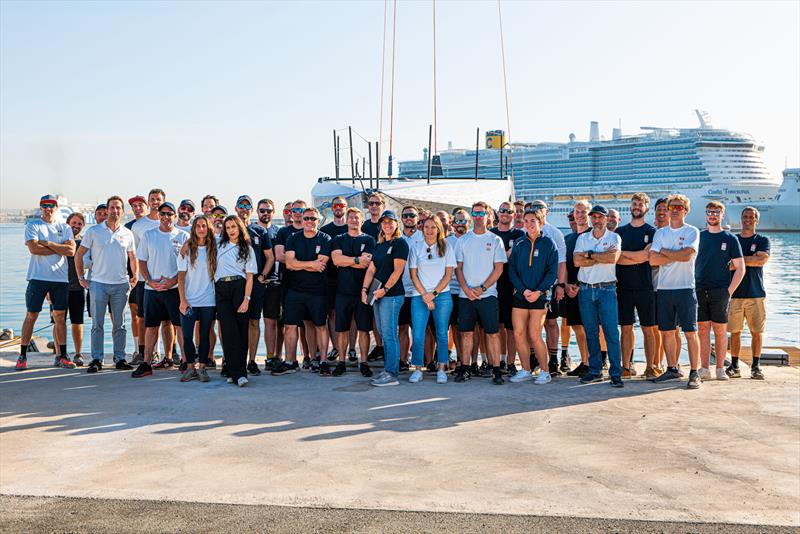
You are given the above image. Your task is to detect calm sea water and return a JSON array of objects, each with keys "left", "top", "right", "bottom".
[{"left": 0, "top": 224, "right": 798, "bottom": 356}]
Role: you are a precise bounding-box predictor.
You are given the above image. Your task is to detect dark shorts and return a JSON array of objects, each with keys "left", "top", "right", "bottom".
[
  {"left": 26, "top": 280, "right": 69, "bottom": 313},
  {"left": 68, "top": 289, "right": 86, "bottom": 324},
  {"left": 248, "top": 282, "right": 266, "bottom": 320},
  {"left": 399, "top": 297, "right": 412, "bottom": 326},
  {"left": 546, "top": 291, "right": 559, "bottom": 320},
  {"left": 617, "top": 288, "right": 657, "bottom": 327},
  {"left": 498, "top": 289, "right": 514, "bottom": 330},
  {"left": 696, "top": 287, "right": 731, "bottom": 324},
  {"left": 449, "top": 293, "right": 460, "bottom": 326},
  {"left": 129, "top": 280, "right": 144, "bottom": 305},
  {"left": 327, "top": 285, "right": 337, "bottom": 312},
  {"left": 143, "top": 288, "right": 182, "bottom": 328},
  {"left": 562, "top": 293, "right": 583, "bottom": 326},
  {"left": 458, "top": 296, "right": 500, "bottom": 334},
  {"left": 262, "top": 283, "right": 282, "bottom": 320},
  {"left": 657, "top": 288, "right": 697, "bottom": 332},
  {"left": 512, "top": 294, "right": 548, "bottom": 310},
  {"left": 283, "top": 289, "right": 327, "bottom": 327},
  {"left": 335, "top": 293, "right": 373, "bottom": 332},
  {"left": 134, "top": 281, "right": 146, "bottom": 317}
]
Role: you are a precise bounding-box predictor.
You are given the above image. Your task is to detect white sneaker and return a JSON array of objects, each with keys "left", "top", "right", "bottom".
[
  {"left": 226, "top": 377, "right": 234, "bottom": 384},
  {"left": 534, "top": 371, "right": 552, "bottom": 385},
  {"left": 509, "top": 369, "right": 533, "bottom": 383},
  {"left": 698, "top": 367, "right": 712, "bottom": 381},
  {"left": 409, "top": 370, "right": 423, "bottom": 383},
  {"left": 237, "top": 377, "right": 249, "bottom": 387},
  {"left": 436, "top": 370, "right": 447, "bottom": 384},
  {"left": 715, "top": 367, "right": 729, "bottom": 381}
]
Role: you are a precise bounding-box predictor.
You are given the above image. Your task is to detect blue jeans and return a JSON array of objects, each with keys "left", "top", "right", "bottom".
[
  {"left": 89, "top": 281, "right": 130, "bottom": 363},
  {"left": 373, "top": 295, "right": 404, "bottom": 376},
  {"left": 410, "top": 293, "right": 453, "bottom": 366},
  {"left": 180, "top": 306, "right": 216, "bottom": 365},
  {"left": 578, "top": 284, "right": 622, "bottom": 379}
]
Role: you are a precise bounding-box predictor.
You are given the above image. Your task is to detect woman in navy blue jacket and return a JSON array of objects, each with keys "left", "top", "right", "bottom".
[{"left": 508, "top": 205, "right": 559, "bottom": 385}]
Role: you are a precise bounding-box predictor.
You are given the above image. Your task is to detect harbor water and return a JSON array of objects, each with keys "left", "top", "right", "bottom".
[{"left": 1, "top": 223, "right": 798, "bottom": 357}]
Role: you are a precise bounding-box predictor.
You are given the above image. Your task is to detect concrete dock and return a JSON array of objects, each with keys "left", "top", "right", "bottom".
[{"left": 1, "top": 351, "right": 798, "bottom": 531}]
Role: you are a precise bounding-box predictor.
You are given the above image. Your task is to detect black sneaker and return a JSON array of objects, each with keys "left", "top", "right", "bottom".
[
  {"left": 302, "top": 356, "right": 312, "bottom": 370},
  {"left": 687, "top": 370, "right": 701, "bottom": 389},
  {"left": 311, "top": 357, "right": 321, "bottom": 373},
  {"left": 131, "top": 363, "right": 152, "bottom": 378},
  {"left": 725, "top": 365, "right": 741, "bottom": 379},
  {"left": 469, "top": 362, "right": 489, "bottom": 378},
  {"left": 178, "top": 361, "right": 188, "bottom": 373},
  {"left": 580, "top": 373, "right": 603, "bottom": 384},
  {"left": 206, "top": 359, "right": 217, "bottom": 370},
  {"left": 499, "top": 361, "right": 508, "bottom": 373},
  {"left": 425, "top": 361, "right": 437, "bottom": 374},
  {"left": 506, "top": 363, "right": 518, "bottom": 376},
  {"left": 319, "top": 361, "right": 332, "bottom": 376},
  {"left": 271, "top": 361, "right": 298, "bottom": 376},
  {"left": 651, "top": 367, "right": 682, "bottom": 383},
  {"left": 326, "top": 349, "right": 339, "bottom": 362},
  {"left": 332, "top": 361, "right": 346, "bottom": 376},
  {"left": 560, "top": 354, "right": 571, "bottom": 372},
  {"left": 86, "top": 359, "right": 103, "bottom": 373},
  {"left": 492, "top": 368, "right": 504, "bottom": 385},
  {"left": 348, "top": 349, "right": 357, "bottom": 362},
  {"left": 610, "top": 376, "right": 624, "bottom": 388},
  {"left": 548, "top": 360, "right": 562, "bottom": 377},
  {"left": 359, "top": 362, "right": 373, "bottom": 377},
  {"left": 220, "top": 365, "right": 229, "bottom": 378},
  {"left": 247, "top": 361, "right": 261, "bottom": 376},
  {"left": 751, "top": 366, "right": 765, "bottom": 380},
  {"left": 566, "top": 362, "right": 589, "bottom": 377},
  {"left": 115, "top": 359, "right": 133, "bottom": 370},
  {"left": 399, "top": 361, "right": 409, "bottom": 373},
  {"left": 367, "top": 346, "right": 384, "bottom": 362},
  {"left": 454, "top": 365, "right": 470, "bottom": 383},
  {"left": 479, "top": 360, "right": 490, "bottom": 373}
]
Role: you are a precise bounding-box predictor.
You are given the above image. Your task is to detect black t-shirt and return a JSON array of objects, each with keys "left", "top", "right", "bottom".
[
  {"left": 246, "top": 223, "right": 273, "bottom": 276},
  {"left": 332, "top": 233, "right": 377, "bottom": 296},
  {"left": 67, "top": 238, "right": 82, "bottom": 291},
  {"left": 695, "top": 230, "right": 743, "bottom": 289},
  {"left": 733, "top": 233, "right": 770, "bottom": 299},
  {"left": 361, "top": 219, "right": 381, "bottom": 240},
  {"left": 321, "top": 221, "right": 349, "bottom": 286},
  {"left": 285, "top": 231, "right": 332, "bottom": 294},
  {"left": 372, "top": 237, "right": 409, "bottom": 297},
  {"left": 490, "top": 227, "right": 525, "bottom": 293},
  {"left": 615, "top": 222, "right": 656, "bottom": 291},
  {"left": 565, "top": 229, "right": 590, "bottom": 284},
  {"left": 275, "top": 224, "right": 304, "bottom": 282},
  {"left": 124, "top": 220, "right": 136, "bottom": 278}
]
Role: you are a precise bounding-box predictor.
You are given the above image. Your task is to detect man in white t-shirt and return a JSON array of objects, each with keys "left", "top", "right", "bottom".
[
  {"left": 75, "top": 196, "right": 137, "bottom": 372},
  {"left": 648, "top": 194, "right": 702, "bottom": 389},
  {"left": 15, "top": 194, "right": 77, "bottom": 371},
  {"left": 445, "top": 209, "right": 470, "bottom": 367},
  {"left": 573, "top": 205, "right": 623, "bottom": 388},
  {"left": 454, "top": 201, "right": 507, "bottom": 385},
  {"left": 398, "top": 205, "right": 424, "bottom": 369}
]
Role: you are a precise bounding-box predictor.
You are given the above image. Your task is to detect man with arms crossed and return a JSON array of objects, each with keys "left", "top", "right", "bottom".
[
  {"left": 695, "top": 201, "right": 744, "bottom": 381},
  {"left": 256, "top": 198, "right": 283, "bottom": 370},
  {"left": 320, "top": 196, "right": 351, "bottom": 360},
  {"left": 563, "top": 200, "right": 591, "bottom": 376},
  {"left": 75, "top": 196, "right": 137, "bottom": 372},
  {"left": 648, "top": 194, "right": 702, "bottom": 389},
  {"left": 726, "top": 207, "right": 770, "bottom": 380}
]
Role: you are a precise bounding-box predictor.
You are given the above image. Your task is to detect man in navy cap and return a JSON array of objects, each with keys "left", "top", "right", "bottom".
[
  {"left": 94, "top": 203, "right": 108, "bottom": 225},
  {"left": 15, "top": 194, "right": 77, "bottom": 370},
  {"left": 210, "top": 205, "right": 227, "bottom": 238},
  {"left": 176, "top": 199, "right": 195, "bottom": 234},
  {"left": 573, "top": 205, "right": 624, "bottom": 387}
]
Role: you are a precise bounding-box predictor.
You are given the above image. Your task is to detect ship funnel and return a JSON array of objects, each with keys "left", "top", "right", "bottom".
[
  {"left": 612, "top": 128, "right": 621, "bottom": 140},
  {"left": 569, "top": 133, "right": 576, "bottom": 143},
  {"left": 590, "top": 121, "right": 599, "bottom": 141}
]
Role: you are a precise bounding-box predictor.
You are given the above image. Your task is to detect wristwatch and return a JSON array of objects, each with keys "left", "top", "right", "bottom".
[
  {"left": 354, "top": 256, "right": 360, "bottom": 265},
  {"left": 479, "top": 284, "right": 487, "bottom": 292},
  {"left": 432, "top": 290, "right": 439, "bottom": 297},
  {"left": 587, "top": 251, "right": 594, "bottom": 259},
  {"left": 244, "top": 295, "right": 251, "bottom": 300}
]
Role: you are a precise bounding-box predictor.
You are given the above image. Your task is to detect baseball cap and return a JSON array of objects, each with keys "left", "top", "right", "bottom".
[
  {"left": 179, "top": 199, "right": 196, "bottom": 211},
  {"left": 95, "top": 203, "right": 107, "bottom": 211},
  {"left": 158, "top": 202, "right": 177, "bottom": 214},
  {"left": 529, "top": 199, "right": 548, "bottom": 209},
  {"left": 379, "top": 209, "right": 398, "bottom": 222},
  {"left": 39, "top": 194, "right": 59, "bottom": 206},
  {"left": 236, "top": 195, "right": 253, "bottom": 207},
  {"left": 128, "top": 195, "right": 146, "bottom": 206},
  {"left": 589, "top": 205, "right": 608, "bottom": 216},
  {"left": 211, "top": 205, "right": 228, "bottom": 215}
]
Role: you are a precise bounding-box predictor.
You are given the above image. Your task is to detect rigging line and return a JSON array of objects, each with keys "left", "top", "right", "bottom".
[
  {"left": 497, "top": 0, "right": 512, "bottom": 180},
  {"left": 432, "top": 0, "right": 438, "bottom": 155},
  {"left": 388, "top": 0, "right": 397, "bottom": 176},
  {"left": 378, "top": 0, "right": 388, "bottom": 171}
]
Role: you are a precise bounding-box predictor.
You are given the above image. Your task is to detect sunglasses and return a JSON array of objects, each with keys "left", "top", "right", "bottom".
[
  {"left": 258, "top": 208, "right": 274, "bottom": 214},
  {"left": 179, "top": 206, "right": 194, "bottom": 212},
  {"left": 159, "top": 211, "right": 175, "bottom": 217},
  {"left": 668, "top": 205, "right": 686, "bottom": 212},
  {"left": 426, "top": 246, "right": 434, "bottom": 260},
  {"left": 291, "top": 207, "right": 305, "bottom": 213},
  {"left": 471, "top": 211, "right": 487, "bottom": 217},
  {"left": 40, "top": 203, "right": 57, "bottom": 209},
  {"left": 401, "top": 213, "right": 417, "bottom": 219},
  {"left": 497, "top": 208, "right": 512, "bottom": 214},
  {"left": 453, "top": 219, "right": 467, "bottom": 225},
  {"left": 212, "top": 213, "right": 226, "bottom": 219},
  {"left": 332, "top": 203, "right": 346, "bottom": 209},
  {"left": 706, "top": 210, "right": 722, "bottom": 216},
  {"left": 368, "top": 201, "right": 383, "bottom": 206},
  {"left": 303, "top": 216, "right": 318, "bottom": 222},
  {"left": 236, "top": 203, "right": 252, "bottom": 210}
]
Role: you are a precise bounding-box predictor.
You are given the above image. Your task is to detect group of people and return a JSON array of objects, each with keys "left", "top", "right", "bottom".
[{"left": 17, "top": 188, "right": 771, "bottom": 390}]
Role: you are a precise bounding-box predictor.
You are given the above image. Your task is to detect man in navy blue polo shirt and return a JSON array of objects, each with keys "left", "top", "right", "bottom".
[{"left": 320, "top": 196, "right": 350, "bottom": 361}]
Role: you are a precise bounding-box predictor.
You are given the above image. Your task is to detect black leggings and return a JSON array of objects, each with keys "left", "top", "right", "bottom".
[
  {"left": 215, "top": 278, "right": 249, "bottom": 380},
  {"left": 180, "top": 306, "right": 215, "bottom": 365}
]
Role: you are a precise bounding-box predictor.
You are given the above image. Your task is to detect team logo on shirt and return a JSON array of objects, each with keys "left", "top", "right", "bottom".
[
  {"left": 315, "top": 245, "right": 321, "bottom": 254},
  {"left": 644, "top": 235, "right": 649, "bottom": 244},
  {"left": 361, "top": 243, "right": 366, "bottom": 252},
  {"left": 387, "top": 246, "right": 392, "bottom": 253},
  {"left": 485, "top": 243, "right": 492, "bottom": 251},
  {"left": 721, "top": 242, "right": 727, "bottom": 251},
  {"left": 254, "top": 237, "right": 259, "bottom": 245},
  {"left": 750, "top": 243, "right": 757, "bottom": 252},
  {"left": 533, "top": 249, "right": 539, "bottom": 257}
]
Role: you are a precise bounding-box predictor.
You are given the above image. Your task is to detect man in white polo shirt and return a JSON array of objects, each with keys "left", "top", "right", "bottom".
[
  {"left": 75, "top": 196, "right": 137, "bottom": 372},
  {"left": 573, "top": 205, "right": 623, "bottom": 388}
]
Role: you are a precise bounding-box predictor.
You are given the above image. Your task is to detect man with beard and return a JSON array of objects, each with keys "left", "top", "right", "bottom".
[
  {"left": 320, "top": 196, "right": 351, "bottom": 361},
  {"left": 125, "top": 195, "right": 148, "bottom": 364},
  {"left": 200, "top": 195, "right": 218, "bottom": 216},
  {"left": 175, "top": 199, "right": 195, "bottom": 234},
  {"left": 446, "top": 209, "right": 469, "bottom": 368},
  {"left": 615, "top": 193, "right": 658, "bottom": 378},
  {"left": 490, "top": 201, "right": 524, "bottom": 373},
  {"left": 361, "top": 192, "right": 386, "bottom": 361},
  {"left": 606, "top": 209, "right": 620, "bottom": 232},
  {"left": 256, "top": 198, "right": 283, "bottom": 369},
  {"left": 398, "top": 205, "right": 424, "bottom": 370},
  {"left": 210, "top": 205, "right": 228, "bottom": 239},
  {"left": 94, "top": 204, "right": 108, "bottom": 225},
  {"left": 65, "top": 213, "right": 87, "bottom": 366},
  {"left": 513, "top": 200, "right": 525, "bottom": 231},
  {"left": 235, "top": 195, "right": 275, "bottom": 377},
  {"left": 651, "top": 197, "right": 673, "bottom": 370},
  {"left": 563, "top": 200, "right": 591, "bottom": 377}
]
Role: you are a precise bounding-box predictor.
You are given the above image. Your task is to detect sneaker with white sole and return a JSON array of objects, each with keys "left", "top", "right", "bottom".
[
  {"left": 715, "top": 367, "right": 729, "bottom": 381},
  {"left": 237, "top": 377, "right": 249, "bottom": 387},
  {"left": 534, "top": 371, "right": 552, "bottom": 385},
  {"left": 509, "top": 369, "right": 533, "bottom": 383},
  {"left": 371, "top": 373, "right": 399, "bottom": 387},
  {"left": 226, "top": 377, "right": 234, "bottom": 384},
  {"left": 436, "top": 370, "right": 447, "bottom": 384},
  {"left": 409, "top": 370, "right": 423, "bottom": 383},
  {"left": 698, "top": 367, "right": 712, "bottom": 381}
]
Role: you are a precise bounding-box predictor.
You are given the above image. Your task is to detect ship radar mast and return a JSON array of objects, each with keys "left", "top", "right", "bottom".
[{"left": 695, "top": 109, "right": 713, "bottom": 129}]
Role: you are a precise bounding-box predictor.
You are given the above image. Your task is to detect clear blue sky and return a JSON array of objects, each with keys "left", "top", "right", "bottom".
[{"left": 1, "top": 0, "right": 798, "bottom": 209}]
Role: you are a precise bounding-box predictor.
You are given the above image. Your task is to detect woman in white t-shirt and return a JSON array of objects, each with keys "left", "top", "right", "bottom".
[
  {"left": 177, "top": 216, "right": 217, "bottom": 383},
  {"left": 409, "top": 216, "right": 456, "bottom": 384}
]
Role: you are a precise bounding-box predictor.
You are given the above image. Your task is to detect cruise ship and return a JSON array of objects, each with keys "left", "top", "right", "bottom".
[{"left": 396, "top": 111, "right": 794, "bottom": 230}]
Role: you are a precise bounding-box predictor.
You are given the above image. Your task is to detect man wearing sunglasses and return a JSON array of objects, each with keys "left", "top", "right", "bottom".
[
  {"left": 695, "top": 201, "right": 744, "bottom": 382},
  {"left": 490, "top": 201, "right": 525, "bottom": 374},
  {"left": 256, "top": 198, "right": 283, "bottom": 369},
  {"left": 321, "top": 196, "right": 351, "bottom": 361},
  {"left": 361, "top": 192, "right": 385, "bottom": 240},
  {"left": 283, "top": 207, "right": 333, "bottom": 375},
  {"left": 648, "top": 194, "right": 702, "bottom": 389},
  {"left": 132, "top": 201, "right": 189, "bottom": 378},
  {"left": 282, "top": 202, "right": 293, "bottom": 227},
  {"left": 210, "top": 205, "right": 227, "bottom": 238},
  {"left": 15, "top": 194, "right": 77, "bottom": 371},
  {"left": 454, "top": 201, "right": 507, "bottom": 385},
  {"left": 445, "top": 209, "right": 470, "bottom": 367},
  {"left": 235, "top": 194, "right": 275, "bottom": 377},
  {"left": 175, "top": 199, "right": 195, "bottom": 234},
  {"left": 398, "top": 205, "right": 425, "bottom": 371}
]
